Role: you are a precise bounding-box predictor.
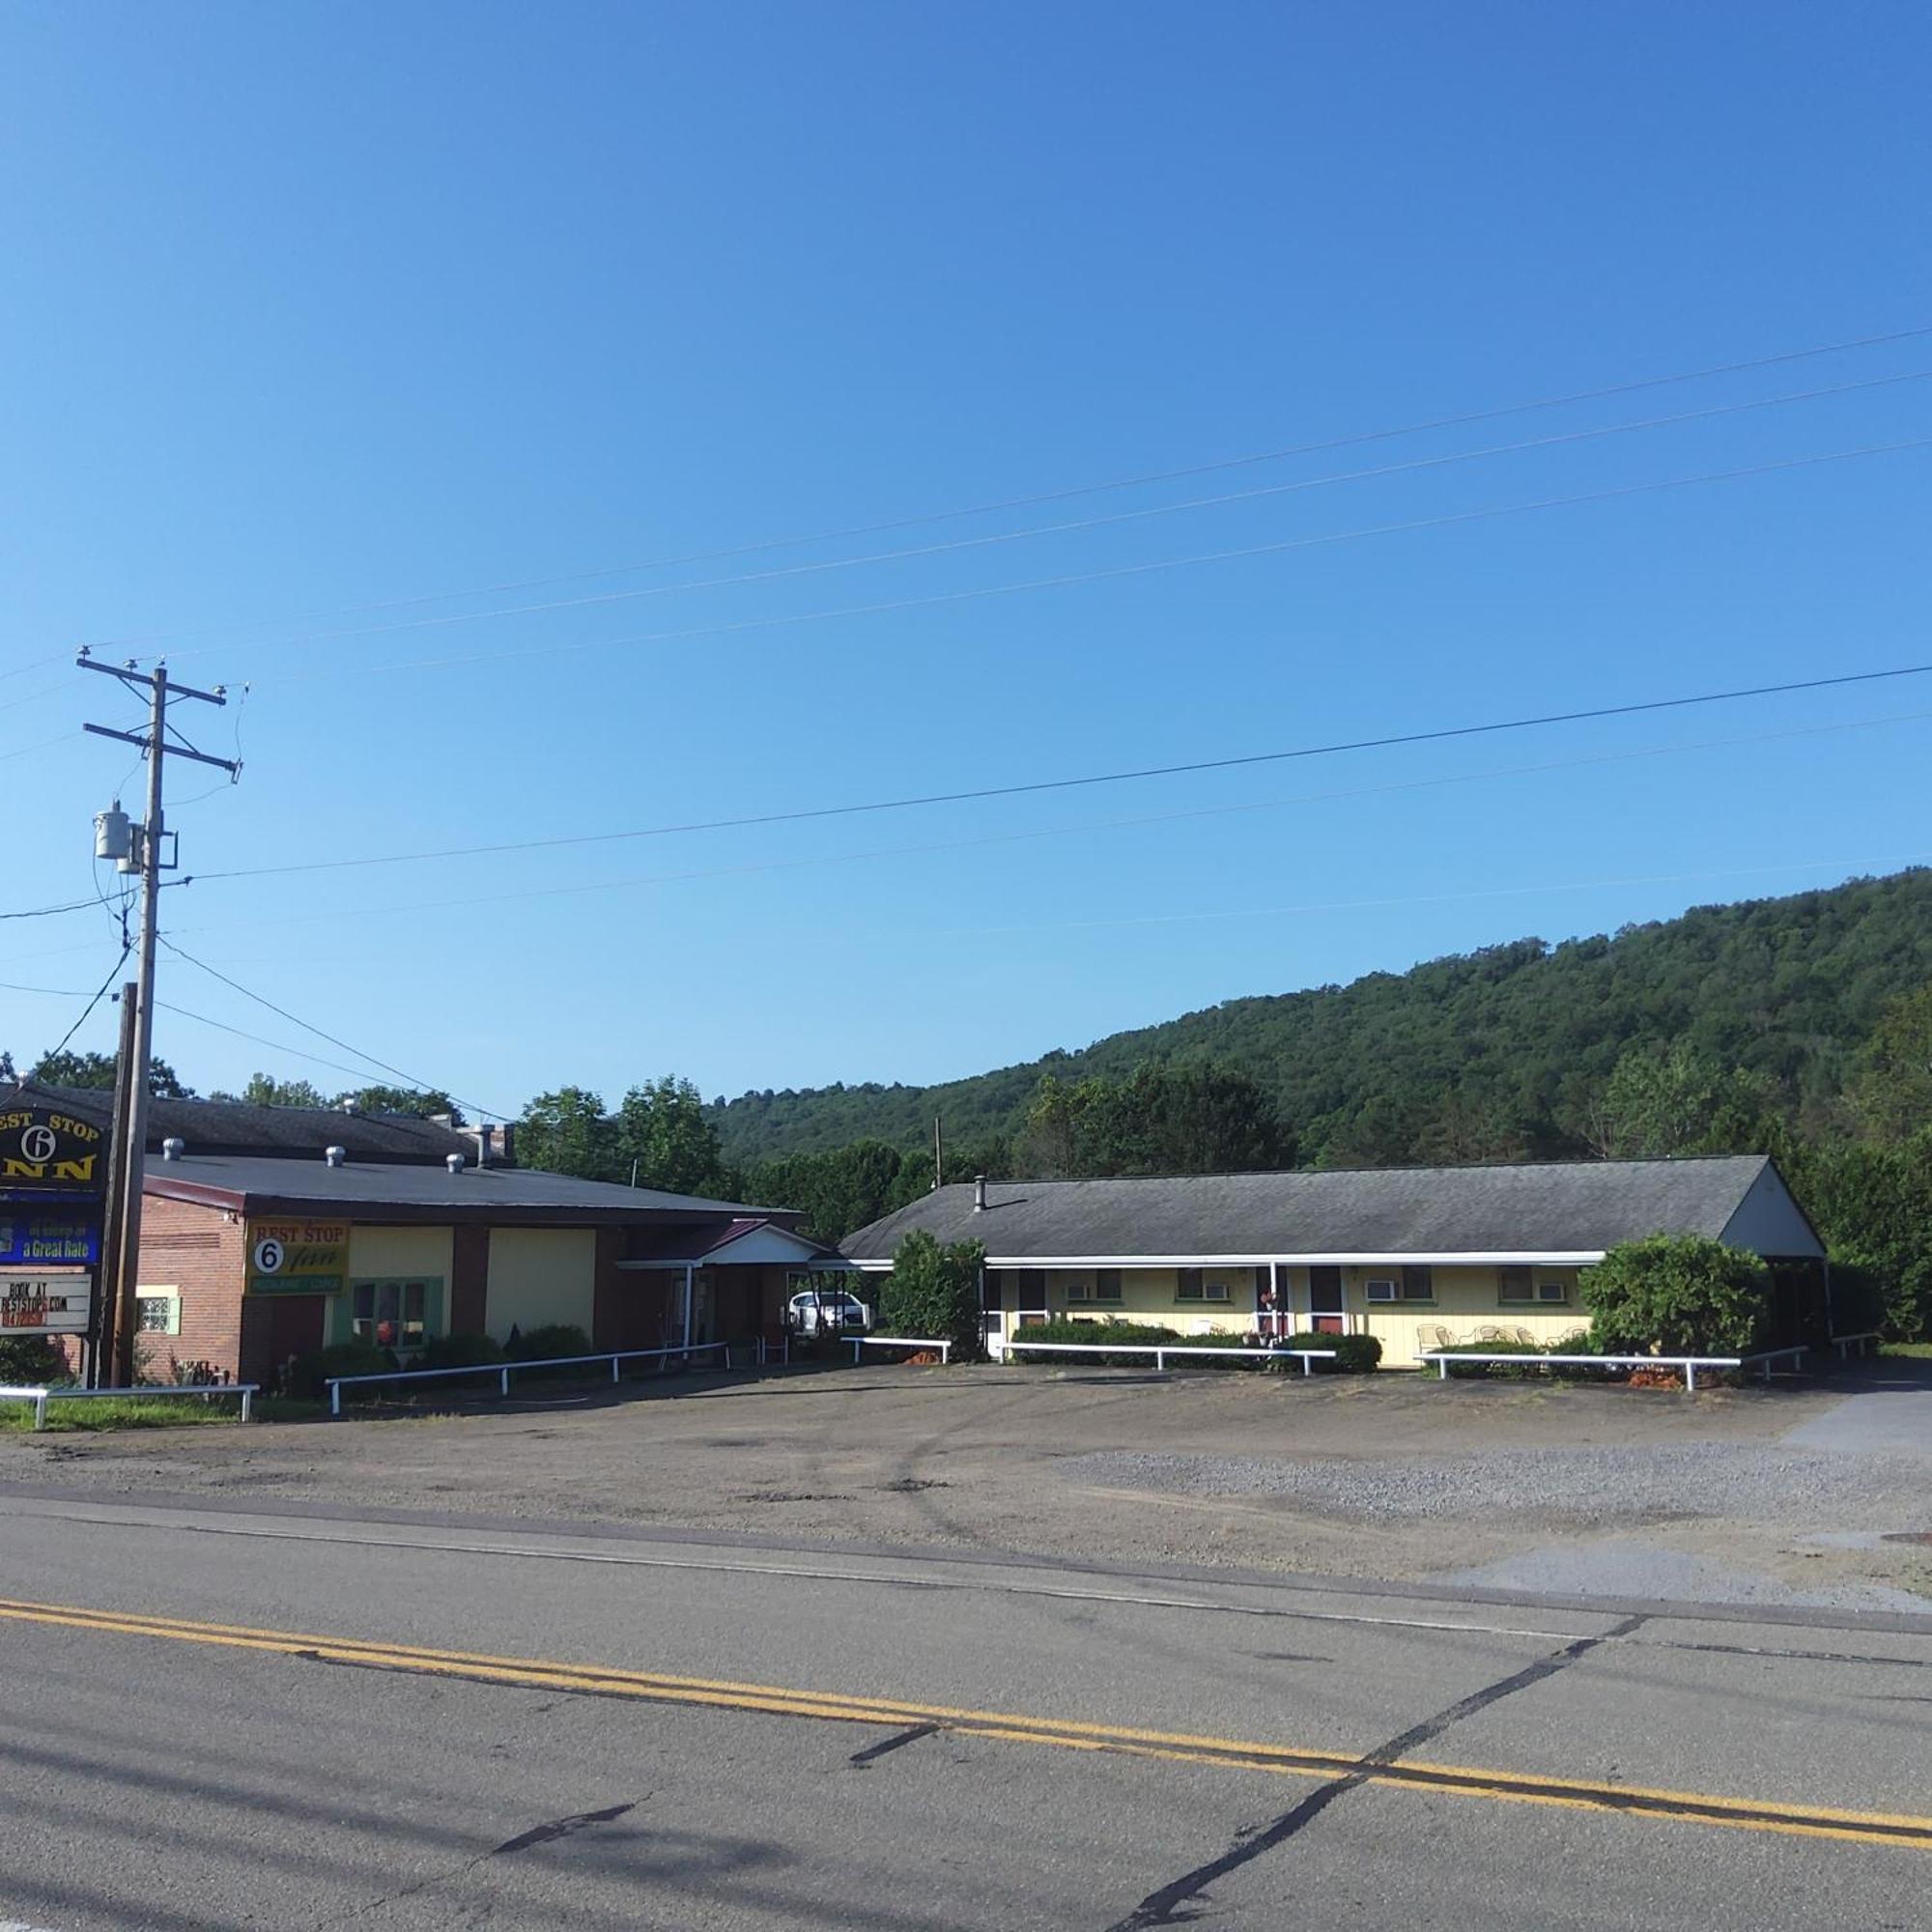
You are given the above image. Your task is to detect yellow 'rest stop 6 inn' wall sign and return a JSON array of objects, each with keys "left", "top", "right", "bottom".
[{"left": 245, "top": 1220, "right": 351, "bottom": 1296}]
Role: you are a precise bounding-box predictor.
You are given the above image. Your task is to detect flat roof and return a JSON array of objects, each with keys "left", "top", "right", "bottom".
[{"left": 143, "top": 1151, "right": 795, "bottom": 1224}]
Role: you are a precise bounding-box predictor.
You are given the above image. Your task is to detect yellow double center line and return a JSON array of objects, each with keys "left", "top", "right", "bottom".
[{"left": 4, "top": 1594, "right": 1929, "bottom": 1853}]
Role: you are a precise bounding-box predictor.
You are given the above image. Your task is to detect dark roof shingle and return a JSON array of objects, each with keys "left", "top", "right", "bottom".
[{"left": 839, "top": 1157, "right": 1797, "bottom": 1261}]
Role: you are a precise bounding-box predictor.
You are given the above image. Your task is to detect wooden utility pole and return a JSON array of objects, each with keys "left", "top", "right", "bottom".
[
  {"left": 932, "top": 1115, "right": 944, "bottom": 1192},
  {"left": 79, "top": 652, "right": 240, "bottom": 1385}
]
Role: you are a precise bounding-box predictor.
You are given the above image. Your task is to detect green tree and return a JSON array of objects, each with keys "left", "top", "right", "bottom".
[
  {"left": 1581, "top": 1234, "right": 1775, "bottom": 1355},
  {"left": 518, "top": 1086, "right": 615, "bottom": 1179},
  {"left": 743, "top": 1139, "right": 909, "bottom": 1241},
  {"left": 1013, "top": 1063, "right": 1292, "bottom": 1178},
  {"left": 880, "top": 1230, "right": 984, "bottom": 1358},
  {"left": 236, "top": 1072, "right": 327, "bottom": 1108},
  {"left": 1584, "top": 1044, "right": 1780, "bottom": 1158},
  {"left": 612, "top": 1075, "right": 730, "bottom": 1196},
  {"left": 1849, "top": 982, "right": 1932, "bottom": 1145},
  {"left": 29, "top": 1048, "right": 191, "bottom": 1097},
  {"left": 335, "top": 1084, "right": 464, "bottom": 1122}
]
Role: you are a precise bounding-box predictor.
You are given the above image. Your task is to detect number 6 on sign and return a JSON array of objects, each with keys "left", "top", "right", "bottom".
[{"left": 253, "top": 1237, "right": 285, "bottom": 1275}]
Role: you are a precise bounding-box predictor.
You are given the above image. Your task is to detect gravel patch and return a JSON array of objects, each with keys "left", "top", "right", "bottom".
[
  {"left": 1441, "top": 1536, "right": 1932, "bottom": 1613},
  {"left": 1063, "top": 1443, "right": 1932, "bottom": 1528}
]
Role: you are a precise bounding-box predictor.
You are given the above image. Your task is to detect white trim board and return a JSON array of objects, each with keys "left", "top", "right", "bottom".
[{"left": 853, "top": 1250, "right": 1607, "bottom": 1269}]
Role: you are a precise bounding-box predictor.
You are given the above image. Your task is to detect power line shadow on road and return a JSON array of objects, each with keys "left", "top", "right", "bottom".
[{"left": 1104, "top": 1614, "right": 1647, "bottom": 1930}]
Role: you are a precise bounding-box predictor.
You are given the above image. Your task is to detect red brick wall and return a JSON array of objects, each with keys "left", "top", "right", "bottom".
[{"left": 134, "top": 1194, "right": 247, "bottom": 1381}]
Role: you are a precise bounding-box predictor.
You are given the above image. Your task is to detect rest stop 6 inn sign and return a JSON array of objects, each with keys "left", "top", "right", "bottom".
[
  {"left": 2, "top": 1273, "right": 92, "bottom": 1335},
  {"left": 246, "top": 1219, "right": 350, "bottom": 1296}
]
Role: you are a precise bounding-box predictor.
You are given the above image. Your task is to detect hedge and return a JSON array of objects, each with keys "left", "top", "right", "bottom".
[
  {"left": 504, "top": 1324, "right": 593, "bottom": 1365},
  {"left": 286, "top": 1341, "right": 394, "bottom": 1401},
  {"left": 1426, "top": 1340, "right": 1624, "bottom": 1382},
  {"left": 1275, "top": 1330, "right": 1382, "bottom": 1374},
  {"left": 415, "top": 1331, "right": 507, "bottom": 1373}
]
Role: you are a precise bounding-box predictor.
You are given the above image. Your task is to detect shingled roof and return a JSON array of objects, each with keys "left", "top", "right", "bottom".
[
  {"left": 839, "top": 1156, "right": 1820, "bottom": 1263},
  {"left": 23, "top": 1083, "right": 474, "bottom": 1163}
]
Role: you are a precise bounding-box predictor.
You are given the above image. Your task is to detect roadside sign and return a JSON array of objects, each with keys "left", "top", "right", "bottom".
[
  {"left": 0, "top": 1210, "right": 101, "bottom": 1267},
  {"left": 0, "top": 1106, "right": 106, "bottom": 1193},
  {"left": 245, "top": 1219, "right": 350, "bottom": 1295},
  {"left": 1, "top": 1273, "right": 92, "bottom": 1334}
]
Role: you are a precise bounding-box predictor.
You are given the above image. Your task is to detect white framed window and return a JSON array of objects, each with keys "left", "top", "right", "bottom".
[
  {"left": 1065, "top": 1276, "right": 1091, "bottom": 1302},
  {"left": 135, "top": 1289, "right": 182, "bottom": 1336},
  {"left": 1368, "top": 1267, "right": 1435, "bottom": 1305},
  {"left": 1176, "top": 1269, "right": 1231, "bottom": 1303}
]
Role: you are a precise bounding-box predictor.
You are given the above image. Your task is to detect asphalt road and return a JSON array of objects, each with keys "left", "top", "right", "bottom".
[{"left": 1, "top": 1490, "right": 1929, "bottom": 1929}]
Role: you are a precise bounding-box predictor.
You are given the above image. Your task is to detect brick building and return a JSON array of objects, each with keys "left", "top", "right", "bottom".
[{"left": 20, "top": 1087, "right": 834, "bottom": 1385}]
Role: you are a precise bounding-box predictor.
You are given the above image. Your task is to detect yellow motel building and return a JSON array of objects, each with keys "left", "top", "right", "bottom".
[{"left": 838, "top": 1156, "right": 1828, "bottom": 1363}]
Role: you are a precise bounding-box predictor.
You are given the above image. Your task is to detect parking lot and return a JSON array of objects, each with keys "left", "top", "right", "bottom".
[{"left": 6, "top": 1358, "right": 1928, "bottom": 1611}]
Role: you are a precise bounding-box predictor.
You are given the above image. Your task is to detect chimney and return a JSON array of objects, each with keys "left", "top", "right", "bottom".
[
  {"left": 446, "top": 1152, "right": 467, "bottom": 1176},
  {"left": 324, "top": 1145, "right": 347, "bottom": 1168},
  {"left": 160, "top": 1136, "right": 185, "bottom": 1161},
  {"left": 973, "top": 1174, "right": 987, "bottom": 1211},
  {"left": 473, "top": 1123, "right": 496, "bottom": 1167},
  {"left": 340, "top": 1097, "right": 360, "bottom": 1115}
]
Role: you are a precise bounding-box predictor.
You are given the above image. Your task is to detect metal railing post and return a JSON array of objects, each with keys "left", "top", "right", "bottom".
[
  {"left": 35, "top": 1391, "right": 47, "bottom": 1431},
  {"left": 241, "top": 1388, "right": 253, "bottom": 1423},
  {"left": 330, "top": 1381, "right": 342, "bottom": 1417},
  {"left": 499, "top": 1366, "right": 511, "bottom": 1398}
]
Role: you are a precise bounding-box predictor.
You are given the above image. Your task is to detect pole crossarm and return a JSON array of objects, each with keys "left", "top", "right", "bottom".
[{"left": 76, "top": 650, "right": 242, "bottom": 1384}]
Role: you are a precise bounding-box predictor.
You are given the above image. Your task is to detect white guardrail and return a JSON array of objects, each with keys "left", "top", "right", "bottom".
[
  {"left": 1419, "top": 1346, "right": 1811, "bottom": 1392},
  {"left": 1830, "top": 1331, "right": 1883, "bottom": 1360},
  {"left": 847, "top": 1334, "right": 953, "bottom": 1365},
  {"left": 0, "top": 1382, "right": 257, "bottom": 1431},
  {"left": 325, "top": 1341, "right": 735, "bottom": 1416},
  {"left": 998, "top": 1339, "right": 1338, "bottom": 1376}
]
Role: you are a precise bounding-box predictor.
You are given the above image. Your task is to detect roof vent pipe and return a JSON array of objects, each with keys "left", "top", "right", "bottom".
[
  {"left": 973, "top": 1174, "right": 987, "bottom": 1211},
  {"left": 160, "top": 1136, "right": 185, "bottom": 1161},
  {"left": 324, "top": 1145, "right": 347, "bottom": 1168},
  {"left": 446, "top": 1152, "right": 467, "bottom": 1176}
]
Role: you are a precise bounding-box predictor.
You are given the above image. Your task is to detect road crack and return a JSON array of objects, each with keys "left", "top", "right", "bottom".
[
  {"left": 318, "top": 1797, "right": 644, "bottom": 1925},
  {"left": 1106, "top": 1616, "right": 1647, "bottom": 1928}
]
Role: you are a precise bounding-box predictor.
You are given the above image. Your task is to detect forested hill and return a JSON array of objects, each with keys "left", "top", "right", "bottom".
[{"left": 709, "top": 869, "right": 1932, "bottom": 1167}]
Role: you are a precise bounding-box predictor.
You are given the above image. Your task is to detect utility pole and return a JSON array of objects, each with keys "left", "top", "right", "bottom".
[
  {"left": 79, "top": 651, "right": 240, "bottom": 1385},
  {"left": 932, "top": 1115, "right": 944, "bottom": 1193}
]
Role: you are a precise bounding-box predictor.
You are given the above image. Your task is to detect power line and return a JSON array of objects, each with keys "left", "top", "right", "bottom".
[
  {"left": 157, "top": 936, "right": 514, "bottom": 1122},
  {"left": 198, "top": 660, "right": 1932, "bottom": 884},
  {"left": 161, "top": 707, "right": 1932, "bottom": 936},
  {"left": 166, "top": 366, "right": 1932, "bottom": 657},
  {"left": 4, "top": 942, "right": 131, "bottom": 1095},
  {"left": 127, "top": 320, "right": 1932, "bottom": 648},
  {"left": 950, "top": 851, "right": 1932, "bottom": 940},
  {"left": 0, "top": 894, "right": 112, "bottom": 923},
  {"left": 276, "top": 435, "right": 1932, "bottom": 686}
]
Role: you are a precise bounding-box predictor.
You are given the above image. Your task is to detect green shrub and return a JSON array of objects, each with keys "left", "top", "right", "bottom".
[
  {"left": 882, "top": 1231, "right": 985, "bottom": 1361},
  {"left": 1010, "top": 1318, "right": 1181, "bottom": 1346},
  {"left": 1425, "top": 1339, "right": 1622, "bottom": 1382},
  {"left": 415, "top": 1331, "right": 506, "bottom": 1373},
  {"left": 1006, "top": 1317, "right": 1196, "bottom": 1369},
  {"left": 0, "top": 1336, "right": 69, "bottom": 1384},
  {"left": 504, "top": 1323, "right": 593, "bottom": 1363},
  {"left": 1277, "top": 1330, "right": 1383, "bottom": 1374},
  {"left": 1581, "top": 1234, "right": 1774, "bottom": 1355},
  {"left": 286, "top": 1341, "right": 395, "bottom": 1401}
]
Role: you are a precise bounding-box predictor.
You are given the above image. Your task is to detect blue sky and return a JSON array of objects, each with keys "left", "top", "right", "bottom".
[{"left": 2, "top": 2, "right": 1927, "bottom": 1122}]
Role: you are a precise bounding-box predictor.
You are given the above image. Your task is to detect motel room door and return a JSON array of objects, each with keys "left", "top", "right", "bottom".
[{"left": 1308, "top": 1266, "right": 1347, "bottom": 1335}]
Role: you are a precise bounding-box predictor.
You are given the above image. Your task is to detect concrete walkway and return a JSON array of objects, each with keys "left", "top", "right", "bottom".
[{"left": 1781, "top": 1354, "right": 1932, "bottom": 1457}]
